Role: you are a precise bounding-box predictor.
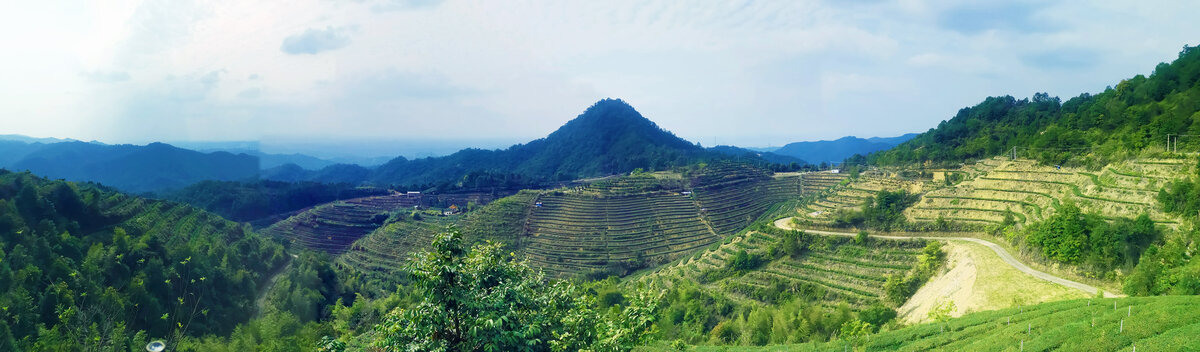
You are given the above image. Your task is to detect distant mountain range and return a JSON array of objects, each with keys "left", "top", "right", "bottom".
[
  {"left": 769, "top": 133, "right": 919, "bottom": 164},
  {"left": 193, "top": 149, "right": 361, "bottom": 170},
  {"left": 0, "top": 141, "right": 258, "bottom": 193},
  {"left": 707, "top": 145, "right": 806, "bottom": 165},
  {"left": 265, "top": 99, "right": 782, "bottom": 186},
  {"left": 6, "top": 99, "right": 900, "bottom": 193},
  {"left": 0, "top": 138, "right": 391, "bottom": 193},
  {"left": 0, "top": 134, "right": 84, "bottom": 144}
]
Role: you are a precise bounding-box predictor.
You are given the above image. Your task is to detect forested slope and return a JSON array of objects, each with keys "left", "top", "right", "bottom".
[
  {"left": 871, "top": 45, "right": 1200, "bottom": 166},
  {"left": 162, "top": 180, "right": 387, "bottom": 223},
  {"left": 0, "top": 170, "right": 287, "bottom": 350}
]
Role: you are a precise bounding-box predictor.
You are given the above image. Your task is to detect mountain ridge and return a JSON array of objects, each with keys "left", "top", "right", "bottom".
[
  {"left": 271, "top": 98, "right": 787, "bottom": 186},
  {"left": 1, "top": 141, "right": 259, "bottom": 193},
  {"left": 771, "top": 133, "right": 918, "bottom": 164}
]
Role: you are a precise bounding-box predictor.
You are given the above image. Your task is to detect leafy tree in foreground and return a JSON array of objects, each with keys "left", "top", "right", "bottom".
[{"left": 372, "top": 229, "right": 660, "bottom": 352}]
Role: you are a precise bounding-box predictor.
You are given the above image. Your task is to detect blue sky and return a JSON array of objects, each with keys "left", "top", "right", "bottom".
[{"left": 2, "top": 0, "right": 1199, "bottom": 153}]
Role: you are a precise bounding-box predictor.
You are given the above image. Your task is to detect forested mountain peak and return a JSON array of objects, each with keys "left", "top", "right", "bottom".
[
  {"left": 536, "top": 98, "right": 697, "bottom": 151},
  {"left": 287, "top": 99, "right": 772, "bottom": 187}
]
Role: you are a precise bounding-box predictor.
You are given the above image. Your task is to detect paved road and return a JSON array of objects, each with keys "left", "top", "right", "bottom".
[{"left": 773, "top": 218, "right": 1123, "bottom": 298}]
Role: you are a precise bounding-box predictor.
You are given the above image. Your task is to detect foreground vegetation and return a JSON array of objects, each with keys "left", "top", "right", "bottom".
[
  {"left": 641, "top": 295, "right": 1200, "bottom": 351},
  {"left": 176, "top": 230, "right": 662, "bottom": 352},
  {"left": 0, "top": 171, "right": 287, "bottom": 350}
]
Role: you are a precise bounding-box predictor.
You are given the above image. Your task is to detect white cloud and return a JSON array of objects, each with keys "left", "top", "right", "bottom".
[
  {"left": 1, "top": 0, "right": 1199, "bottom": 147},
  {"left": 281, "top": 26, "right": 354, "bottom": 55}
]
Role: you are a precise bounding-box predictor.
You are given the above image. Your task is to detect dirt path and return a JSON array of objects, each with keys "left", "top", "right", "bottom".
[
  {"left": 254, "top": 254, "right": 297, "bottom": 319},
  {"left": 772, "top": 217, "right": 1122, "bottom": 298},
  {"left": 896, "top": 242, "right": 1088, "bottom": 323}
]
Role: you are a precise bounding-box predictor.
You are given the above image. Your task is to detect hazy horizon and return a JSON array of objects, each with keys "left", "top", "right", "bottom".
[
  {"left": 4, "top": 1, "right": 1200, "bottom": 147},
  {"left": 4, "top": 129, "right": 925, "bottom": 161}
]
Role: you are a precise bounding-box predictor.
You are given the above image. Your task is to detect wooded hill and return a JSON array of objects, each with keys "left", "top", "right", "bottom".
[
  {"left": 265, "top": 99, "right": 793, "bottom": 187},
  {"left": 0, "top": 170, "right": 287, "bottom": 350},
  {"left": 870, "top": 45, "right": 1200, "bottom": 167}
]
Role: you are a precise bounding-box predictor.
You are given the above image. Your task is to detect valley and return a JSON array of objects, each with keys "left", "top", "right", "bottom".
[{"left": 270, "top": 163, "right": 846, "bottom": 285}]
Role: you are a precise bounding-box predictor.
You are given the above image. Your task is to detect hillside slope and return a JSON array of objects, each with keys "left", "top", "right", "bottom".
[
  {"left": 0, "top": 170, "right": 287, "bottom": 349},
  {"left": 905, "top": 157, "right": 1184, "bottom": 228},
  {"left": 282, "top": 164, "right": 845, "bottom": 287},
  {"left": 871, "top": 45, "right": 1200, "bottom": 166}
]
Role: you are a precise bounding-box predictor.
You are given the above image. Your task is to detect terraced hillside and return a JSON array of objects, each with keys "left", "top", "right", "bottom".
[
  {"left": 334, "top": 216, "right": 453, "bottom": 290},
  {"left": 906, "top": 157, "right": 1186, "bottom": 228},
  {"left": 792, "top": 172, "right": 926, "bottom": 227},
  {"left": 334, "top": 191, "right": 539, "bottom": 290},
  {"left": 519, "top": 164, "right": 834, "bottom": 277},
  {"left": 269, "top": 163, "right": 849, "bottom": 280},
  {"left": 639, "top": 227, "right": 930, "bottom": 312},
  {"left": 659, "top": 295, "right": 1200, "bottom": 351},
  {"left": 262, "top": 193, "right": 421, "bottom": 253},
  {"left": 320, "top": 164, "right": 848, "bottom": 280},
  {"left": 521, "top": 190, "right": 717, "bottom": 276}
]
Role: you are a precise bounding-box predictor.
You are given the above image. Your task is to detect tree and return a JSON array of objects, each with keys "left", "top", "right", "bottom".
[
  {"left": 858, "top": 304, "right": 896, "bottom": 330},
  {"left": 854, "top": 231, "right": 869, "bottom": 245},
  {"left": 927, "top": 300, "right": 956, "bottom": 322},
  {"left": 373, "top": 229, "right": 660, "bottom": 351},
  {"left": 838, "top": 319, "right": 872, "bottom": 346},
  {"left": 1027, "top": 204, "right": 1087, "bottom": 263}
]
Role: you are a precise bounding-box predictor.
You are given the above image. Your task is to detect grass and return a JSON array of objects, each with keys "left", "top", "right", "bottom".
[
  {"left": 959, "top": 241, "right": 1088, "bottom": 315},
  {"left": 638, "top": 296, "right": 1200, "bottom": 351},
  {"left": 1077, "top": 172, "right": 1156, "bottom": 193},
  {"left": 972, "top": 187, "right": 1062, "bottom": 208},
  {"left": 911, "top": 207, "right": 1027, "bottom": 223},
  {"left": 980, "top": 176, "right": 1150, "bottom": 206},
  {"left": 923, "top": 195, "right": 1043, "bottom": 217}
]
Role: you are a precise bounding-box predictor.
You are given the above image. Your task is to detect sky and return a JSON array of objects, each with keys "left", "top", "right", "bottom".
[{"left": 2, "top": 0, "right": 1199, "bottom": 156}]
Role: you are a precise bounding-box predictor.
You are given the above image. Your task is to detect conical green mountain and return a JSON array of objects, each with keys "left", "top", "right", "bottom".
[{"left": 273, "top": 98, "right": 748, "bottom": 186}]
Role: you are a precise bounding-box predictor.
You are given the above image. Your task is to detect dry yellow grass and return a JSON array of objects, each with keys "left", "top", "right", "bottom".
[{"left": 900, "top": 241, "right": 1088, "bottom": 324}]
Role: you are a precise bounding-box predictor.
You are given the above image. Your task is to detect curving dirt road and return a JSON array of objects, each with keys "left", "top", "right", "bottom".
[
  {"left": 773, "top": 217, "right": 1123, "bottom": 298},
  {"left": 254, "top": 253, "right": 298, "bottom": 319}
]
